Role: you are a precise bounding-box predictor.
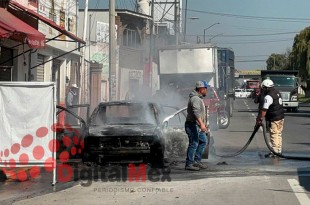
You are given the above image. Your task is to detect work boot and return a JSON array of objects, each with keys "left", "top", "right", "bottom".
[
  {"left": 185, "top": 164, "right": 200, "bottom": 171},
  {"left": 265, "top": 152, "right": 276, "bottom": 158},
  {"left": 193, "top": 162, "right": 208, "bottom": 169}
]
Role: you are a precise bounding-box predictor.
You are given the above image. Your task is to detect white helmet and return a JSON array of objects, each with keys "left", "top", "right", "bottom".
[{"left": 261, "top": 79, "right": 274, "bottom": 88}]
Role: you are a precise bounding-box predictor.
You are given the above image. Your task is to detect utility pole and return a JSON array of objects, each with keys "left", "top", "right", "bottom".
[
  {"left": 183, "top": 0, "right": 188, "bottom": 42},
  {"left": 174, "top": 0, "right": 180, "bottom": 45},
  {"left": 81, "top": 0, "right": 89, "bottom": 103},
  {"left": 109, "top": 0, "right": 116, "bottom": 101},
  {"left": 149, "top": 0, "right": 154, "bottom": 89}
]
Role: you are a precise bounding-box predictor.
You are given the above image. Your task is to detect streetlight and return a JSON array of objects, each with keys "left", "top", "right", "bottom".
[
  {"left": 183, "top": 16, "right": 199, "bottom": 42},
  {"left": 203, "top": 23, "right": 220, "bottom": 44},
  {"left": 208, "top": 33, "right": 223, "bottom": 43}
]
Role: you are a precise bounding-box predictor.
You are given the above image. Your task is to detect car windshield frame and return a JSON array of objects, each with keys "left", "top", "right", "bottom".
[
  {"left": 89, "top": 102, "right": 159, "bottom": 126},
  {"left": 266, "top": 76, "right": 297, "bottom": 87}
]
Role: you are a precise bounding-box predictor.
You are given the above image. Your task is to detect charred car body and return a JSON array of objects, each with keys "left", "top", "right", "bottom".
[{"left": 82, "top": 101, "right": 165, "bottom": 164}]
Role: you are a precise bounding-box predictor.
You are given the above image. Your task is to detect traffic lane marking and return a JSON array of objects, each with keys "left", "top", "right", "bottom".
[{"left": 288, "top": 179, "right": 310, "bottom": 205}]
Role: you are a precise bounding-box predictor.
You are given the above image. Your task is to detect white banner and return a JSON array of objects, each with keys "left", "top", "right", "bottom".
[{"left": 0, "top": 82, "right": 56, "bottom": 167}]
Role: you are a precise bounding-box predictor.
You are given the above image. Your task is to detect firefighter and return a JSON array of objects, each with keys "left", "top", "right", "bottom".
[
  {"left": 254, "top": 88, "right": 271, "bottom": 132},
  {"left": 184, "top": 80, "right": 209, "bottom": 171},
  {"left": 256, "top": 79, "right": 285, "bottom": 157}
]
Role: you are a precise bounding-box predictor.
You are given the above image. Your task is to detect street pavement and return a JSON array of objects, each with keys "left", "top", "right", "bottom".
[{"left": 0, "top": 98, "right": 309, "bottom": 205}]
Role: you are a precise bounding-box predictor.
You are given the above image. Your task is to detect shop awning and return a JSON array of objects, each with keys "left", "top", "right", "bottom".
[
  {"left": 9, "top": 1, "right": 85, "bottom": 44},
  {"left": 0, "top": 26, "right": 11, "bottom": 39},
  {"left": 0, "top": 8, "right": 45, "bottom": 48}
]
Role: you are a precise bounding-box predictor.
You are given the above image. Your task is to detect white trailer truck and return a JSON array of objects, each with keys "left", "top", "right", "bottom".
[{"left": 158, "top": 44, "right": 235, "bottom": 129}]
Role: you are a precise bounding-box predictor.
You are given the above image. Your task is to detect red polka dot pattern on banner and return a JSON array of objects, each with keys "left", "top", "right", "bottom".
[
  {"left": 0, "top": 150, "right": 3, "bottom": 157},
  {"left": 33, "top": 146, "right": 44, "bottom": 160},
  {"left": 11, "top": 143, "right": 20, "bottom": 154},
  {"left": 17, "top": 169, "right": 28, "bottom": 181},
  {"left": 21, "top": 135, "right": 33, "bottom": 148},
  {"left": 29, "top": 166, "right": 41, "bottom": 179},
  {"left": 62, "top": 136, "right": 72, "bottom": 148},
  {"left": 48, "top": 139, "right": 60, "bottom": 152},
  {"left": 72, "top": 136, "right": 79, "bottom": 145},
  {"left": 71, "top": 147, "right": 77, "bottom": 156},
  {"left": 9, "top": 159, "right": 16, "bottom": 168},
  {"left": 36, "top": 127, "right": 48, "bottom": 138},
  {"left": 4, "top": 149, "right": 9, "bottom": 157},
  {"left": 59, "top": 151, "right": 69, "bottom": 163},
  {"left": 19, "top": 153, "right": 29, "bottom": 165},
  {"left": 80, "top": 140, "right": 84, "bottom": 149},
  {"left": 4, "top": 169, "right": 17, "bottom": 180},
  {"left": 44, "top": 157, "right": 55, "bottom": 172}
]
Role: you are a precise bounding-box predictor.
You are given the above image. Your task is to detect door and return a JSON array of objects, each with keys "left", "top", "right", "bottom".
[
  {"left": 0, "top": 47, "right": 13, "bottom": 81},
  {"left": 36, "top": 54, "right": 45, "bottom": 82}
]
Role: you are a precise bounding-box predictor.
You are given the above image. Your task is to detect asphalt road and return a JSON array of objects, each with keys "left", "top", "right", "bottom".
[{"left": 1, "top": 98, "right": 309, "bottom": 205}]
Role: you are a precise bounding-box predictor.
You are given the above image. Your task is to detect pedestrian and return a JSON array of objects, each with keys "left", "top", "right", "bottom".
[
  {"left": 66, "top": 84, "right": 78, "bottom": 125},
  {"left": 256, "top": 79, "right": 284, "bottom": 157},
  {"left": 66, "top": 84, "right": 78, "bottom": 107},
  {"left": 184, "top": 80, "right": 209, "bottom": 171}
]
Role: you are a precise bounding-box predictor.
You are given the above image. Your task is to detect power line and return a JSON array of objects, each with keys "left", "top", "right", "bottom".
[
  {"left": 224, "top": 24, "right": 290, "bottom": 32},
  {"left": 236, "top": 59, "right": 267, "bottom": 62},
  {"left": 186, "top": 9, "right": 310, "bottom": 23},
  {"left": 218, "top": 38, "right": 293, "bottom": 45},
  {"left": 187, "top": 31, "right": 297, "bottom": 38},
  {"left": 236, "top": 54, "right": 269, "bottom": 58}
]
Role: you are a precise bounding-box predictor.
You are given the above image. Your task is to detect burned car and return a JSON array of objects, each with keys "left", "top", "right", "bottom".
[{"left": 82, "top": 101, "right": 165, "bottom": 165}]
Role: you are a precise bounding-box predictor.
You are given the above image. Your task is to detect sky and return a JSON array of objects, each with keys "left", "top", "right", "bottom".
[
  {"left": 184, "top": 0, "right": 310, "bottom": 70},
  {"left": 81, "top": 0, "right": 310, "bottom": 70}
]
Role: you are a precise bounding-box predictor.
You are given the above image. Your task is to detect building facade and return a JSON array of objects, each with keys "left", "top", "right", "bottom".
[
  {"left": 78, "top": 8, "right": 157, "bottom": 103},
  {"left": 0, "top": 0, "right": 84, "bottom": 124}
]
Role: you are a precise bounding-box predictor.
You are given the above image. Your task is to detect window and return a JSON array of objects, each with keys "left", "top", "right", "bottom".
[{"left": 123, "top": 27, "right": 140, "bottom": 48}]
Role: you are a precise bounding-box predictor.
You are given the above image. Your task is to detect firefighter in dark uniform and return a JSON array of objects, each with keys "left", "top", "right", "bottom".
[{"left": 256, "top": 79, "right": 285, "bottom": 157}]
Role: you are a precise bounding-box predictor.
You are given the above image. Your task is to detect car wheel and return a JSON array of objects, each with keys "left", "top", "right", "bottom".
[{"left": 219, "top": 111, "right": 230, "bottom": 129}]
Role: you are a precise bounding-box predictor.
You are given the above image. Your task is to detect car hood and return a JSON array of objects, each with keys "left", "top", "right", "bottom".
[
  {"left": 203, "top": 99, "right": 211, "bottom": 105},
  {"left": 88, "top": 124, "right": 159, "bottom": 136}
]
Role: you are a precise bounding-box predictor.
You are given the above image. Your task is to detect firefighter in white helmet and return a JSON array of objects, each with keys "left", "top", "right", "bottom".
[{"left": 256, "top": 79, "right": 285, "bottom": 157}]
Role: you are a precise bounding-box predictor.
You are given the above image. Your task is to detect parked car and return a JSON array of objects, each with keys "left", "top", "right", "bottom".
[
  {"left": 82, "top": 101, "right": 166, "bottom": 165},
  {"left": 235, "top": 89, "right": 251, "bottom": 98},
  {"left": 178, "top": 87, "right": 230, "bottom": 131}
]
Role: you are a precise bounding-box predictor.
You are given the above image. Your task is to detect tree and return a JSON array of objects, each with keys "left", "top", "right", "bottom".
[
  {"left": 266, "top": 53, "right": 288, "bottom": 70},
  {"left": 291, "top": 27, "right": 310, "bottom": 80}
]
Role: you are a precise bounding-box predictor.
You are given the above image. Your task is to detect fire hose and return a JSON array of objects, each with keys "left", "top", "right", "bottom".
[{"left": 216, "top": 122, "right": 310, "bottom": 160}]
